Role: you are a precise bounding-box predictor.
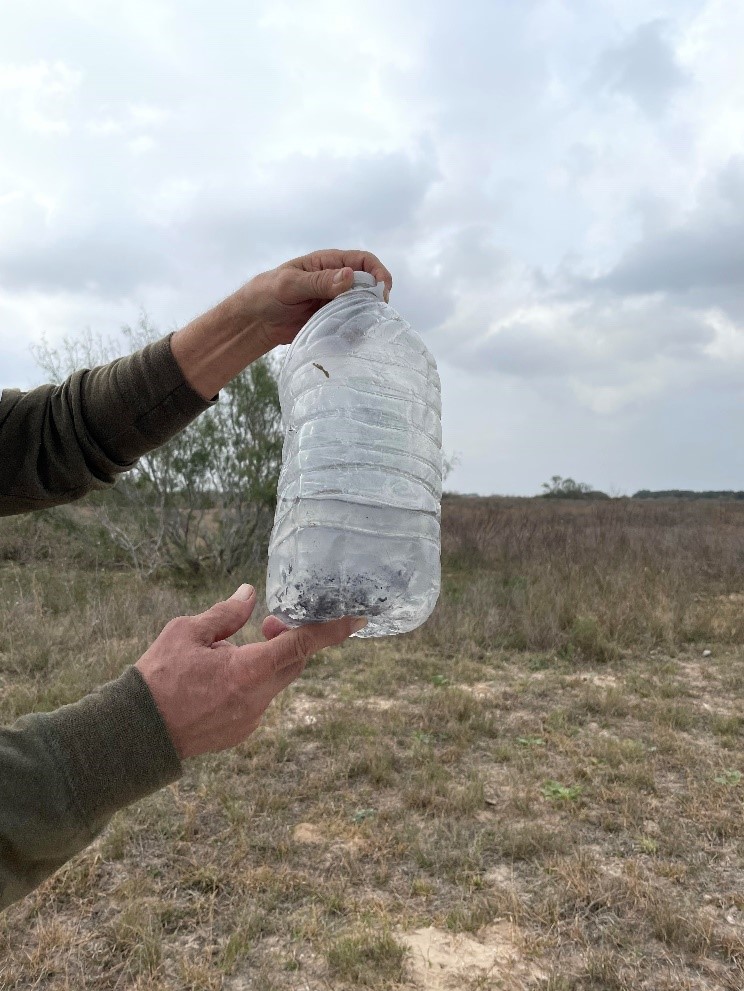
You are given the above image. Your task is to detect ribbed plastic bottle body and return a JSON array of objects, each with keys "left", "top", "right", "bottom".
[{"left": 265, "top": 283, "right": 442, "bottom": 638}]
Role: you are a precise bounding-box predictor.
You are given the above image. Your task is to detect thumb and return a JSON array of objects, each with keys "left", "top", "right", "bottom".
[
  {"left": 193, "top": 584, "right": 257, "bottom": 644},
  {"left": 299, "top": 266, "right": 354, "bottom": 302},
  {"left": 328, "top": 266, "right": 354, "bottom": 296},
  {"left": 237, "top": 616, "right": 367, "bottom": 678}
]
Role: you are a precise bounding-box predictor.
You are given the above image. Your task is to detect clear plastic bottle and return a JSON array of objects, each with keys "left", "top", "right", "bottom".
[{"left": 265, "top": 271, "right": 442, "bottom": 637}]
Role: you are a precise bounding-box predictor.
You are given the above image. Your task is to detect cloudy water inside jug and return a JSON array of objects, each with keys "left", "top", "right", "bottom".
[{"left": 266, "top": 271, "right": 442, "bottom": 637}]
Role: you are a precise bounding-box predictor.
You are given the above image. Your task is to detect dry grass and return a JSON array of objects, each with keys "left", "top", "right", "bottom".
[{"left": 0, "top": 498, "right": 743, "bottom": 989}]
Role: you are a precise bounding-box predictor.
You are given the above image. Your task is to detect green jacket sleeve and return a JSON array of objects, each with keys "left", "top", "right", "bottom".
[
  {"left": 0, "top": 666, "right": 182, "bottom": 910},
  {"left": 0, "top": 334, "right": 213, "bottom": 515},
  {"left": 0, "top": 335, "right": 210, "bottom": 908}
]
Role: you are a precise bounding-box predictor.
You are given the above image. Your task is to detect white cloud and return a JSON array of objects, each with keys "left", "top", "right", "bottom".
[
  {"left": 0, "top": 60, "right": 81, "bottom": 135},
  {"left": 591, "top": 19, "right": 689, "bottom": 117}
]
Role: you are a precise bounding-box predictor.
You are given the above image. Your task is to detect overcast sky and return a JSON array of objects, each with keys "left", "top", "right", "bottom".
[{"left": 1, "top": 0, "right": 743, "bottom": 495}]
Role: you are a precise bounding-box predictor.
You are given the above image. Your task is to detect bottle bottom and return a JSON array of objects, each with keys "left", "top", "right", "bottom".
[
  {"left": 270, "top": 606, "right": 420, "bottom": 638},
  {"left": 266, "top": 517, "right": 440, "bottom": 638}
]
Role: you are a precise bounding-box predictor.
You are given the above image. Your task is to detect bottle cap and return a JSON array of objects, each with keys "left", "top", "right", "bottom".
[{"left": 351, "top": 270, "right": 385, "bottom": 299}]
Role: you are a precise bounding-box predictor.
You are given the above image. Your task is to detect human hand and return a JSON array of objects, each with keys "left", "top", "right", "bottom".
[
  {"left": 242, "top": 248, "right": 393, "bottom": 352},
  {"left": 171, "top": 248, "right": 392, "bottom": 400},
  {"left": 135, "top": 584, "right": 365, "bottom": 759}
]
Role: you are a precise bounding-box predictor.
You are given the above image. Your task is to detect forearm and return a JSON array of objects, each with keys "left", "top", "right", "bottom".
[
  {"left": 0, "top": 336, "right": 212, "bottom": 516},
  {"left": 0, "top": 667, "right": 181, "bottom": 910},
  {"left": 171, "top": 286, "right": 269, "bottom": 400}
]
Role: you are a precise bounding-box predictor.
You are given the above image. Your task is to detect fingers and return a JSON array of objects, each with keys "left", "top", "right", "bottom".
[
  {"left": 339, "top": 250, "right": 392, "bottom": 298},
  {"left": 235, "top": 616, "right": 366, "bottom": 679},
  {"left": 192, "top": 584, "right": 257, "bottom": 645},
  {"left": 290, "top": 249, "right": 393, "bottom": 300},
  {"left": 262, "top": 615, "right": 290, "bottom": 640}
]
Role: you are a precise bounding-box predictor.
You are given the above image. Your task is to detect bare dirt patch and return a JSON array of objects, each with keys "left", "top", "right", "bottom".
[
  {"left": 293, "top": 821, "right": 370, "bottom": 857},
  {"left": 399, "top": 924, "right": 545, "bottom": 990},
  {"left": 293, "top": 822, "right": 326, "bottom": 845},
  {"left": 278, "top": 692, "right": 324, "bottom": 729}
]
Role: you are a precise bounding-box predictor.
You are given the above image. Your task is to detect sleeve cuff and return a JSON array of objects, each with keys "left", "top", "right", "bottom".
[
  {"left": 39, "top": 667, "right": 182, "bottom": 823},
  {"left": 82, "top": 334, "right": 216, "bottom": 467}
]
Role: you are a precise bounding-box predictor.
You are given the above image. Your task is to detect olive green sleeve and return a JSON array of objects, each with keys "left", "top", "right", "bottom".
[
  {"left": 0, "top": 666, "right": 182, "bottom": 910},
  {"left": 0, "top": 334, "right": 213, "bottom": 516},
  {"left": 0, "top": 335, "right": 211, "bottom": 910}
]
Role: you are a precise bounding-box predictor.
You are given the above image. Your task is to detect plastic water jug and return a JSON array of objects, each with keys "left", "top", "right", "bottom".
[{"left": 265, "top": 271, "right": 442, "bottom": 637}]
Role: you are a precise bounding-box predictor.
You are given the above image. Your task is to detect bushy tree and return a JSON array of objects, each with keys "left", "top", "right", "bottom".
[
  {"left": 541, "top": 475, "right": 592, "bottom": 498},
  {"left": 540, "top": 475, "right": 609, "bottom": 500},
  {"left": 33, "top": 317, "right": 283, "bottom": 577}
]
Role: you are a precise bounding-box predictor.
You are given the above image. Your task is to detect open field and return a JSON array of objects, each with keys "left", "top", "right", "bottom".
[{"left": 0, "top": 497, "right": 743, "bottom": 989}]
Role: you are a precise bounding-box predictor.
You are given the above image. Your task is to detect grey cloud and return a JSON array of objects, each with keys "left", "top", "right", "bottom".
[
  {"left": 594, "top": 158, "right": 744, "bottom": 310},
  {"left": 180, "top": 150, "right": 439, "bottom": 265},
  {"left": 717, "top": 157, "right": 744, "bottom": 207},
  {"left": 0, "top": 352, "right": 41, "bottom": 390},
  {"left": 600, "top": 220, "right": 744, "bottom": 294},
  {"left": 466, "top": 322, "right": 581, "bottom": 379},
  {"left": 449, "top": 293, "right": 715, "bottom": 384},
  {"left": 404, "top": 0, "right": 548, "bottom": 136},
  {"left": 0, "top": 227, "right": 172, "bottom": 295},
  {"left": 435, "top": 225, "right": 511, "bottom": 288},
  {"left": 0, "top": 150, "right": 437, "bottom": 296},
  {"left": 383, "top": 255, "right": 456, "bottom": 340},
  {"left": 392, "top": 226, "right": 513, "bottom": 348},
  {"left": 592, "top": 20, "right": 689, "bottom": 117},
  {"left": 563, "top": 143, "right": 598, "bottom": 183}
]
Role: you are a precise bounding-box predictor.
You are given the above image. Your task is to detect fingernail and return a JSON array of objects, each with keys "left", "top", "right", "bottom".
[
  {"left": 230, "top": 583, "right": 255, "bottom": 601},
  {"left": 333, "top": 268, "right": 349, "bottom": 285},
  {"left": 351, "top": 618, "right": 367, "bottom": 633}
]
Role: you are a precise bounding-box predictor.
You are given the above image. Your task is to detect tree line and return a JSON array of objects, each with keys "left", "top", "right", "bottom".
[
  {"left": 632, "top": 490, "right": 744, "bottom": 500},
  {"left": 540, "top": 477, "right": 744, "bottom": 501}
]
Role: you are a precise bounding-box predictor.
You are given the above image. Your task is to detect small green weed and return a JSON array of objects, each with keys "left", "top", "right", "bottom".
[
  {"left": 542, "top": 780, "right": 583, "bottom": 802},
  {"left": 714, "top": 769, "right": 742, "bottom": 786},
  {"left": 517, "top": 736, "right": 546, "bottom": 748}
]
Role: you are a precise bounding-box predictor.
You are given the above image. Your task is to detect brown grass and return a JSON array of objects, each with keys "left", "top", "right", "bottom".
[
  {"left": 427, "top": 495, "right": 744, "bottom": 657},
  {"left": 0, "top": 497, "right": 743, "bottom": 989}
]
